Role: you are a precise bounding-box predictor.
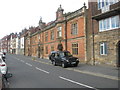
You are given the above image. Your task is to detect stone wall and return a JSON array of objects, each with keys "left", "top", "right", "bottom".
[{"left": 94, "top": 29, "right": 119, "bottom": 66}]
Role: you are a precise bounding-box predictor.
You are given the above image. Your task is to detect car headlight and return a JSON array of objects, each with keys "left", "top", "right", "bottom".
[
  {"left": 66, "top": 60, "right": 69, "bottom": 62},
  {"left": 76, "top": 59, "right": 79, "bottom": 61}
]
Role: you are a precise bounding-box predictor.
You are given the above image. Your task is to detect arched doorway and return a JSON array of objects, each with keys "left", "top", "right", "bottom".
[{"left": 117, "top": 41, "right": 120, "bottom": 67}]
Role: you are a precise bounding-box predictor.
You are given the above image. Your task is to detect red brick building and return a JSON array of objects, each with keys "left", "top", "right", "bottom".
[{"left": 25, "top": 4, "right": 88, "bottom": 63}]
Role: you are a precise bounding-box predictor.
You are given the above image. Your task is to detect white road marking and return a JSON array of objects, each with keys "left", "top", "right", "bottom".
[
  {"left": 59, "top": 76, "right": 98, "bottom": 90},
  {"left": 26, "top": 63, "right": 32, "bottom": 67},
  {"left": 14, "top": 57, "right": 18, "bottom": 60},
  {"left": 35, "top": 67, "right": 49, "bottom": 74},
  {"left": 21, "top": 60, "right": 24, "bottom": 63}
]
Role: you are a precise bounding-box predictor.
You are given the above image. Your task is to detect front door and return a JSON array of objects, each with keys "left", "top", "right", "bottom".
[{"left": 117, "top": 41, "right": 120, "bottom": 67}]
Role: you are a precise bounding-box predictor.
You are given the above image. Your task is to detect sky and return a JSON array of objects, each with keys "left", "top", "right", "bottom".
[{"left": 0, "top": 0, "right": 88, "bottom": 39}]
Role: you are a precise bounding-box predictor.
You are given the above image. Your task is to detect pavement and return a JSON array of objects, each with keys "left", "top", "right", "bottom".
[
  {"left": 35, "top": 57, "right": 120, "bottom": 81},
  {"left": 72, "top": 63, "right": 120, "bottom": 81}
]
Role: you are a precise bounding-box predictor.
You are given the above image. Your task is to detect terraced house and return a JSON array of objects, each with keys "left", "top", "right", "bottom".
[
  {"left": 25, "top": 4, "right": 88, "bottom": 63},
  {"left": 87, "top": 0, "right": 120, "bottom": 66},
  {"left": 0, "top": 35, "right": 8, "bottom": 53}
]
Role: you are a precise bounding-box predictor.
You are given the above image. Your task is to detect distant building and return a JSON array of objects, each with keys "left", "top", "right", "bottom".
[
  {"left": 19, "top": 29, "right": 28, "bottom": 55},
  {"left": 10, "top": 33, "right": 17, "bottom": 54},
  {"left": 0, "top": 35, "right": 8, "bottom": 53},
  {"left": 24, "top": 29, "right": 32, "bottom": 56},
  {"left": 15, "top": 33, "right": 20, "bottom": 54},
  {"left": 7, "top": 34, "right": 12, "bottom": 53}
]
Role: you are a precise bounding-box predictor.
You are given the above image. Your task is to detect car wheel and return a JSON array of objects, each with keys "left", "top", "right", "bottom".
[
  {"left": 53, "top": 61, "right": 56, "bottom": 66},
  {"left": 51, "top": 60, "right": 53, "bottom": 64},
  {"left": 74, "top": 63, "right": 78, "bottom": 67},
  {"left": 62, "top": 62, "right": 67, "bottom": 68},
  {"left": 2, "top": 77, "right": 9, "bottom": 88}
]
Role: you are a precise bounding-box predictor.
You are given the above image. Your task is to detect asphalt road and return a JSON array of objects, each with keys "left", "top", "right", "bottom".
[{"left": 5, "top": 54, "right": 118, "bottom": 89}]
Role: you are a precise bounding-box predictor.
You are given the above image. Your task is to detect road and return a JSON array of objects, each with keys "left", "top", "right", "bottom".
[{"left": 5, "top": 54, "right": 118, "bottom": 89}]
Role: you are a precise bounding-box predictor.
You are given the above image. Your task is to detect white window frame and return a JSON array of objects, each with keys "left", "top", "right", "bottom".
[
  {"left": 97, "top": 0, "right": 119, "bottom": 10},
  {"left": 99, "top": 15, "right": 120, "bottom": 32},
  {"left": 57, "top": 26, "right": 62, "bottom": 38},
  {"left": 51, "top": 30, "right": 54, "bottom": 40},
  {"left": 100, "top": 42, "right": 107, "bottom": 55},
  {"left": 72, "top": 43, "right": 78, "bottom": 55},
  {"left": 71, "top": 22, "right": 78, "bottom": 35}
]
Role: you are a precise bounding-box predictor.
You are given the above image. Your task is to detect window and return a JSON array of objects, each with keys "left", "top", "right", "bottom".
[
  {"left": 45, "top": 46, "right": 48, "bottom": 54},
  {"left": 71, "top": 23, "right": 78, "bottom": 35},
  {"left": 103, "top": 19, "right": 107, "bottom": 30},
  {"left": 50, "top": 30, "right": 54, "bottom": 40},
  {"left": 111, "top": 16, "right": 116, "bottom": 28},
  {"left": 98, "top": 0, "right": 119, "bottom": 9},
  {"left": 106, "top": 18, "right": 110, "bottom": 29},
  {"left": 116, "top": 16, "right": 119, "bottom": 27},
  {"left": 57, "top": 26, "right": 62, "bottom": 38},
  {"left": 72, "top": 43, "right": 78, "bottom": 55},
  {"left": 106, "top": 0, "right": 109, "bottom": 5},
  {"left": 102, "top": 0, "right": 105, "bottom": 7},
  {"left": 100, "top": 42, "right": 107, "bottom": 55},
  {"left": 99, "top": 20, "right": 103, "bottom": 31},
  {"left": 45, "top": 32, "right": 48, "bottom": 42},
  {"left": 51, "top": 46, "right": 54, "bottom": 51},
  {"left": 98, "top": 0, "right": 101, "bottom": 9},
  {"left": 99, "top": 15, "right": 120, "bottom": 32}
]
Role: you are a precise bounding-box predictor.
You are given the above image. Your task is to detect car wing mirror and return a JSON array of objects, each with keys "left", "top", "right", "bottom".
[{"left": 5, "top": 73, "right": 12, "bottom": 78}]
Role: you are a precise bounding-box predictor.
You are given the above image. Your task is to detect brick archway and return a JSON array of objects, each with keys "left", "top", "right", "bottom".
[{"left": 117, "top": 41, "right": 120, "bottom": 67}]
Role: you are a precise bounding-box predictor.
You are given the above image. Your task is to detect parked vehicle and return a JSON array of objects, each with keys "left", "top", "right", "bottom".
[
  {"left": 0, "top": 52, "right": 6, "bottom": 62},
  {"left": 0, "top": 56, "right": 7, "bottom": 75},
  {"left": 0, "top": 55, "right": 12, "bottom": 89},
  {"left": 49, "top": 51, "right": 56, "bottom": 61},
  {"left": 49, "top": 51, "right": 79, "bottom": 68},
  {"left": 0, "top": 71, "right": 12, "bottom": 89}
]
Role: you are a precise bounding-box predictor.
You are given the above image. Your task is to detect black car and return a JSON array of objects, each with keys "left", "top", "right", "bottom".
[{"left": 49, "top": 51, "right": 79, "bottom": 68}]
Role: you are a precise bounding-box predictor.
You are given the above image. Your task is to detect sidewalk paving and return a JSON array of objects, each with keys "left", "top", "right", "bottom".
[
  {"left": 76, "top": 63, "right": 119, "bottom": 77},
  {"left": 74, "top": 63, "right": 119, "bottom": 80},
  {"left": 37, "top": 58, "right": 120, "bottom": 80},
  {"left": 14, "top": 54, "right": 120, "bottom": 80}
]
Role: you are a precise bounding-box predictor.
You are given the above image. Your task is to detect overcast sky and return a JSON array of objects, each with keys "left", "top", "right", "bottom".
[{"left": 0, "top": 0, "right": 88, "bottom": 39}]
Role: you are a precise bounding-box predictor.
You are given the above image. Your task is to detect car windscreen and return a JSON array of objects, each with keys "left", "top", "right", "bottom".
[
  {"left": 59, "top": 52, "right": 72, "bottom": 57},
  {"left": 64, "top": 52, "right": 72, "bottom": 57},
  {"left": 59, "top": 52, "right": 65, "bottom": 57}
]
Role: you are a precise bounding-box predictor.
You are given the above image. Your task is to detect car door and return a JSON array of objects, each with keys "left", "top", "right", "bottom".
[
  {"left": 56, "top": 53, "right": 62, "bottom": 65},
  {"left": 54, "top": 53, "right": 61, "bottom": 65},
  {"left": 54, "top": 53, "right": 58, "bottom": 64},
  {"left": 50, "top": 53, "right": 55, "bottom": 61}
]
